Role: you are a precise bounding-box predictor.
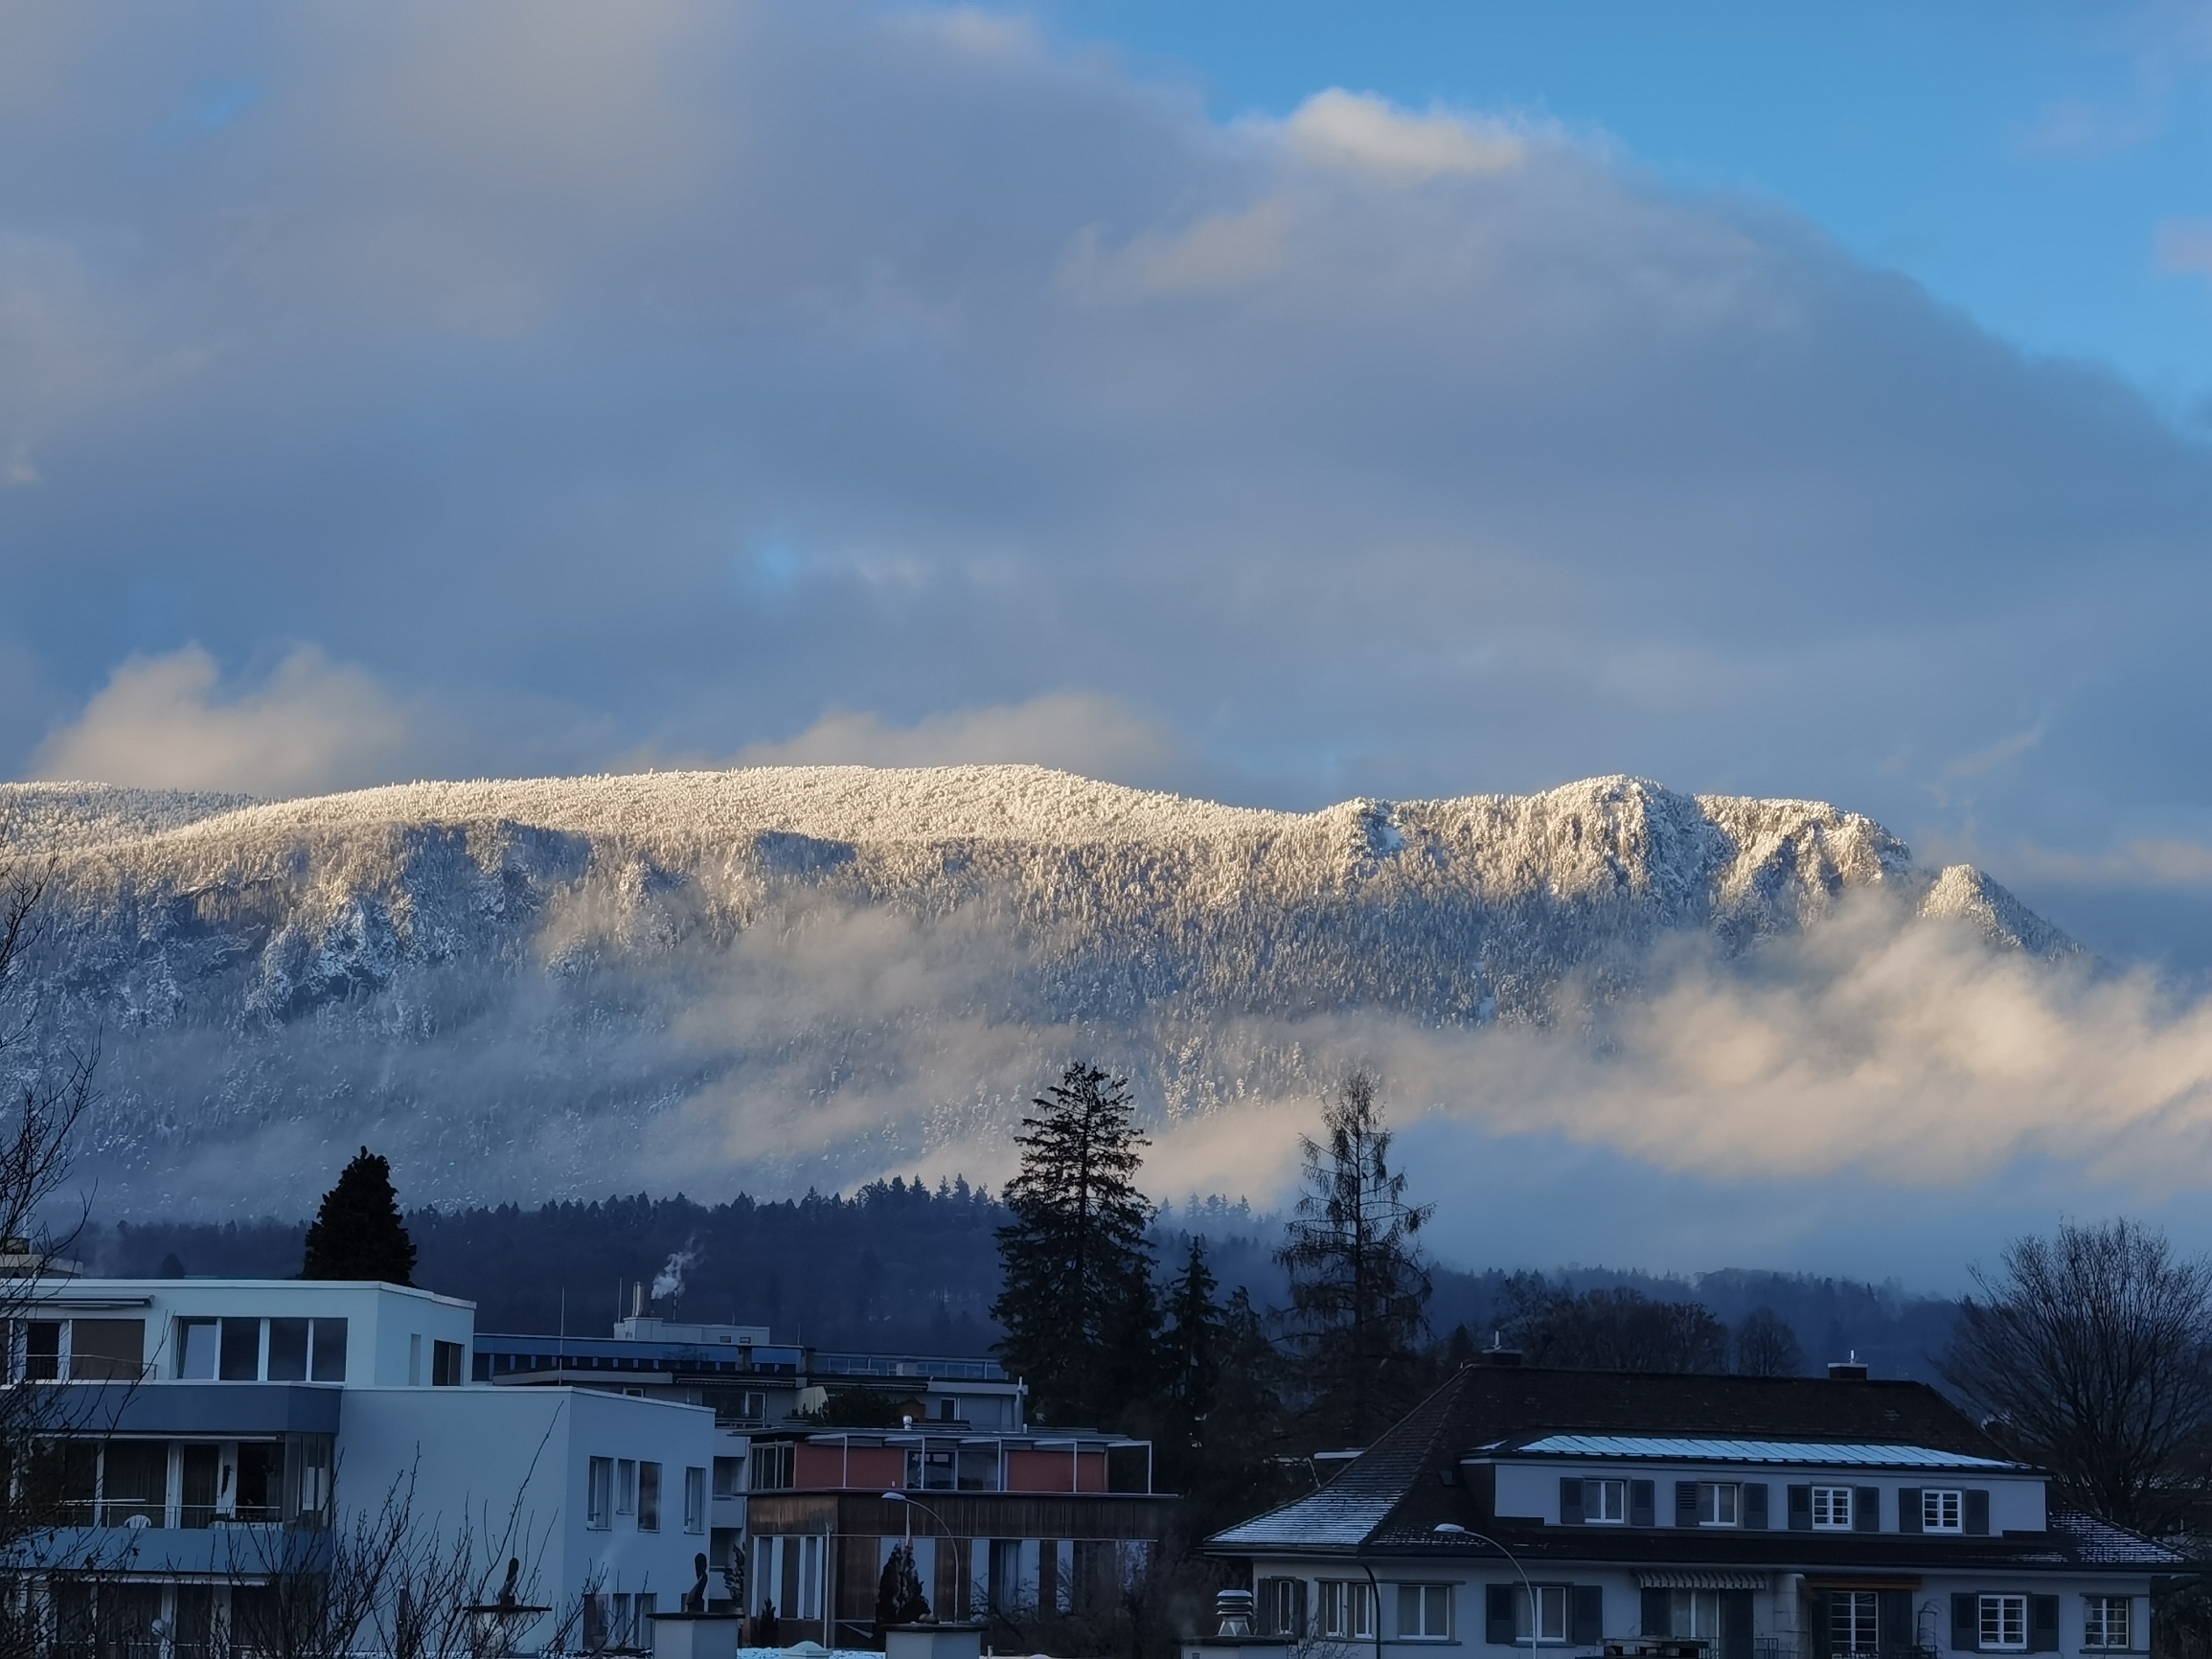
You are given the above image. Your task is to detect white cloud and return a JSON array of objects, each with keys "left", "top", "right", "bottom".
[
  {"left": 1280, "top": 88, "right": 1527, "bottom": 179},
  {"left": 724, "top": 691, "right": 1191, "bottom": 784},
  {"left": 32, "top": 645, "right": 407, "bottom": 798}
]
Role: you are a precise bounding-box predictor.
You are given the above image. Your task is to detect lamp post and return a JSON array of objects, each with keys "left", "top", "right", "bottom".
[
  {"left": 1433, "top": 1524, "right": 1540, "bottom": 1656},
  {"left": 880, "top": 1489, "right": 950, "bottom": 1545}
]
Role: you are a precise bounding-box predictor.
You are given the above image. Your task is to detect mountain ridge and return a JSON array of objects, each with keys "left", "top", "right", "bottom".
[{"left": 0, "top": 767, "right": 2074, "bottom": 1214}]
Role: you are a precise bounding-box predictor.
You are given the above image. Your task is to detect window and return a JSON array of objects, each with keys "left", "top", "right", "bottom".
[
  {"left": 1672, "top": 1592, "right": 1725, "bottom": 1640},
  {"left": 409, "top": 1333, "right": 422, "bottom": 1385},
  {"left": 749, "top": 1443, "right": 793, "bottom": 1490},
  {"left": 432, "top": 1341, "right": 465, "bottom": 1387},
  {"left": 1319, "top": 1581, "right": 1376, "bottom": 1640},
  {"left": 2085, "top": 1597, "right": 2132, "bottom": 1651},
  {"left": 638, "top": 1462, "right": 661, "bottom": 1531},
  {"left": 685, "top": 1466, "right": 706, "bottom": 1533},
  {"left": 1511, "top": 1585, "right": 1562, "bottom": 1644},
  {"left": 617, "top": 1459, "right": 638, "bottom": 1517},
  {"left": 1811, "top": 1487, "right": 1855, "bottom": 1530},
  {"left": 311, "top": 1319, "right": 347, "bottom": 1382},
  {"left": 1980, "top": 1596, "right": 2028, "bottom": 1652},
  {"left": 713, "top": 1457, "right": 744, "bottom": 1498},
  {"left": 1585, "top": 1479, "right": 1628, "bottom": 1523},
  {"left": 637, "top": 1593, "right": 657, "bottom": 1650},
  {"left": 1259, "top": 1578, "right": 1306, "bottom": 1638},
  {"left": 1697, "top": 1482, "right": 1739, "bottom": 1526},
  {"left": 175, "top": 1319, "right": 217, "bottom": 1379},
  {"left": 1401, "top": 1583, "right": 1454, "bottom": 1642},
  {"left": 23, "top": 1321, "right": 61, "bottom": 1380},
  {"left": 1923, "top": 1489, "right": 1964, "bottom": 1533},
  {"left": 587, "top": 1457, "right": 614, "bottom": 1529},
  {"left": 1831, "top": 1591, "right": 1880, "bottom": 1656},
  {"left": 220, "top": 1318, "right": 261, "bottom": 1380},
  {"left": 267, "top": 1319, "right": 310, "bottom": 1380},
  {"left": 180, "top": 1443, "right": 219, "bottom": 1528},
  {"left": 100, "top": 1441, "right": 166, "bottom": 1526},
  {"left": 236, "top": 1442, "right": 281, "bottom": 1521}
]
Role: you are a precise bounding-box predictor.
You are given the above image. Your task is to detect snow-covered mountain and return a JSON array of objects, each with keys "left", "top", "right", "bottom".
[{"left": 0, "top": 768, "right": 2072, "bottom": 1215}]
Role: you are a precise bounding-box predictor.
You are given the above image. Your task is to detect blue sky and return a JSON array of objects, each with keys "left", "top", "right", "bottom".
[{"left": 1045, "top": 1, "right": 2212, "bottom": 421}]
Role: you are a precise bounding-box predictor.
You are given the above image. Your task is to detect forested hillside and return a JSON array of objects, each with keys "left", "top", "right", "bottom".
[{"left": 83, "top": 1185, "right": 1958, "bottom": 1381}]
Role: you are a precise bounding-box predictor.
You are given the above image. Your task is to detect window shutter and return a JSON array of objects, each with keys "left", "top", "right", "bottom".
[
  {"left": 1562, "top": 1477, "right": 1585, "bottom": 1525},
  {"left": 1487, "top": 1584, "right": 1516, "bottom": 1647},
  {"left": 1676, "top": 1481, "right": 1699, "bottom": 1526},
  {"left": 1788, "top": 1486, "right": 1813, "bottom": 1531},
  {"left": 1722, "top": 1592, "right": 1755, "bottom": 1659},
  {"left": 2029, "top": 1598, "right": 2059, "bottom": 1652},
  {"left": 1952, "top": 1594, "right": 1979, "bottom": 1652},
  {"left": 1743, "top": 1483, "right": 1769, "bottom": 1530},
  {"left": 1630, "top": 1480, "right": 1655, "bottom": 1527},
  {"left": 1641, "top": 1589, "right": 1671, "bottom": 1638},
  {"left": 1881, "top": 1590, "right": 1913, "bottom": 1650},
  {"left": 1966, "top": 1489, "right": 1991, "bottom": 1535},
  {"left": 1571, "top": 1586, "right": 1604, "bottom": 1648},
  {"left": 1899, "top": 1489, "right": 1923, "bottom": 1534},
  {"left": 1854, "top": 1487, "right": 1881, "bottom": 1532}
]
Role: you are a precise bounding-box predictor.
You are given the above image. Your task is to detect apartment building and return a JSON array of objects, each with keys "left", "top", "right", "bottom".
[
  {"left": 1187, "top": 1359, "right": 2179, "bottom": 1659},
  {"left": 5, "top": 1278, "right": 714, "bottom": 1656}
]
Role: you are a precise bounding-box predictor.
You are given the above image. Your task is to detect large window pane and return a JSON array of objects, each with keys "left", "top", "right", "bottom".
[
  {"left": 179, "top": 1444, "right": 218, "bottom": 1528},
  {"left": 265, "top": 1320, "right": 309, "bottom": 1381},
  {"left": 101, "top": 1441, "right": 166, "bottom": 1526},
  {"left": 218, "top": 1319, "right": 261, "bottom": 1381},
  {"left": 235, "top": 1442, "right": 280, "bottom": 1521},
  {"left": 310, "top": 1319, "right": 347, "bottom": 1382},
  {"left": 176, "top": 1319, "right": 217, "bottom": 1380}
]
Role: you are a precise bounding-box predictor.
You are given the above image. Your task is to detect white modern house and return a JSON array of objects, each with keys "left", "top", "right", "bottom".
[{"left": 8, "top": 1277, "right": 716, "bottom": 1656}]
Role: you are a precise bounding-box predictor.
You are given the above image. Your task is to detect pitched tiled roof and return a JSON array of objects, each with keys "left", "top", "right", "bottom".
[
  {"left": 1510, "top": 1435, "right": 2021, "bottom": 1468},
  {"left": 2050, "top": 1511, "right": 2191, "bottom": 1568}
]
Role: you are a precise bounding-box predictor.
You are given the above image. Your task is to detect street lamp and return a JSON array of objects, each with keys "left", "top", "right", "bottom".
[
  {"left": 880, "top": 1489, "right": 949, "bottom": 1544},
  {"left": 1433, "top": 1524, "right": 1540, "bottom": 1655}
]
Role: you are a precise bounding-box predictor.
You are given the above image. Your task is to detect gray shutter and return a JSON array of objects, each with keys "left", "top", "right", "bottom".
[
  {"left": 1487, "top": 1585, "right": 1516, "bottom": 1647},
  {"left": 1630, "top": 1480, "right": 1655, "bottom": 1527},
  {"left": 1966, "top": 1489, "right": 1991, "bottom": 1535},
  {"left": 1642, "top": 1589, "right": 1671, "bottom": 1638},
  {"left": 1743, "top": 1483, "right": 1768, "bottom": 1530},
  {"left": 2029, "top": 1598, "right": 2059, "bottom": 1652},
  {"left": 1561, "top": 1476, "right": 1585, "bottom": 1525},
  {"left": 1676, "top": 1480, "right": 1699, "bottom": 1526},
  {"left": 1571, "top": 1586, "right": 1604, "bottom": 1648},
  {"left": 1855, "top": 1487, "right": 1881, "bottom": 1532},
  {"left": 1899, "top": 1489, "right": 1923, "bottom": 1534},
  {"left": 1722, "top": 1592, "right": 1755, "bottom": 1659},
  {"left": 1952, "top": 1594, "right": 1979, "bottom": 1652},
  {"left": 1788, "top": 1485, "right": 1812, "bottom": 1531},
  {"left": 1881, "top": 1590, "right": 1914, "bottom": 1649}
]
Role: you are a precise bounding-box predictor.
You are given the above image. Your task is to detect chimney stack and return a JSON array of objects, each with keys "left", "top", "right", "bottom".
[
  {"left": 631, "top": 1282, "right": 645, "bottom": 1319},
  {"left": 1827, "top": 1349, "right": 1869, "bottom": 1381}
]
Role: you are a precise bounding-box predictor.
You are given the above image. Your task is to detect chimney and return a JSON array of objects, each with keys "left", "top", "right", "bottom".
[
  {"left": 1828, "top": 1349, "right": 1869, "bottom": 1381},
  {"left": 631, "top": 1282, "right": 645, "bottom": 1320},
  {"left": 1482, "top": 1330, "right": 1522, "bottom": 1367}
]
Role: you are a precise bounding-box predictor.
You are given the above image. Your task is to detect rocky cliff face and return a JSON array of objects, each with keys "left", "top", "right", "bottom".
[{"left": 0, "top": 768, "right": 2071, "bottom": 1215}]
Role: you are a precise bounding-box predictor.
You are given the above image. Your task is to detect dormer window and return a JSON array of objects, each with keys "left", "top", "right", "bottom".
[
  {"left": 1922, "top": 1489, "right": 1963, "bottom": 1533},
  {"left": 1811, "top": 1486, "right": 1855, "bottom": 1530}
]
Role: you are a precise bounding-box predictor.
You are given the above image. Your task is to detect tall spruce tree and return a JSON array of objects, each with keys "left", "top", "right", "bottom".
[
  {"left": 992, "top": 1062, "right": 1155, "bottom": 1426},
  {"left": 302, "top": 1147, "right": 419, "bottom": 1284},
  {"left": 1276, "top": 1074, "right": 1433, "bottom": 1446}
]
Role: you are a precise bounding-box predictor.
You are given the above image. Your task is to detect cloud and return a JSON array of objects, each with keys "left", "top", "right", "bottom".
[
  {"left": 722, "top": 691, "right": 1191, "bottom": 783},
  {"left": 0, "top": 0, "right": 2210, "bottom": 971},
  {"left": 32, "top": 645, "right": 407, "bottom": 797},
  {"left": 1280, "top": 88, "right": 1527, "bottom": 179}
]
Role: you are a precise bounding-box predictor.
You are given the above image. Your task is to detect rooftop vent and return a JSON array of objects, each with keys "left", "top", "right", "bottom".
[
  {"left": 1215, "top": 1590, "right": 1255, "bottom": 1638},
  {"left": 1483, "top": 1331, "right": 1522, "bottom": 1367},
  {"left": 1828, "top": 1350, "right": 1869, "bottom": 1382}
]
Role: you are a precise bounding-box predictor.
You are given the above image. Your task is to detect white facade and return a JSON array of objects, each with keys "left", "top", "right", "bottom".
[{"left": 15, "top": 1277, "right": 716, "bottom": 1655}]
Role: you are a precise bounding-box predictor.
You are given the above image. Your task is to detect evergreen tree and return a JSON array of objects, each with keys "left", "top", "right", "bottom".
[
  {"left": 992, "top": 1062, "right": 1155, "bottom": 1426},
  {"left": 302, "top": 1148, "right": 419, "bottom": 1284},
  {"left": 875, "top": 1542, "right": 930, "bottom": 1630},
  {"left": 1162, "top": 1237, "right": 1225, "bottom": 1429},
  {"left": 1276, "top": 1074, "right": 1433, "bottom": 1446}
]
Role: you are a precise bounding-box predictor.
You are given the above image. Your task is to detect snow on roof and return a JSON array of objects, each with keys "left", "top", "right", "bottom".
[{"left": 1506, "top": 1434, "right": 2022, "bottom": 1469}]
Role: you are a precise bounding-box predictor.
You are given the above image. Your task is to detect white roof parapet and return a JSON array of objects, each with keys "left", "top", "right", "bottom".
[{"left": 1499, "top": 1435, "right": 2024, "bottom": 1469}]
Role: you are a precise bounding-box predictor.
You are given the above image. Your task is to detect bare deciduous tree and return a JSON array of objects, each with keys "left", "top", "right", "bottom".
[{"left": 1942, "top": 1217, "right": 2212, "bottom": 1535}]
